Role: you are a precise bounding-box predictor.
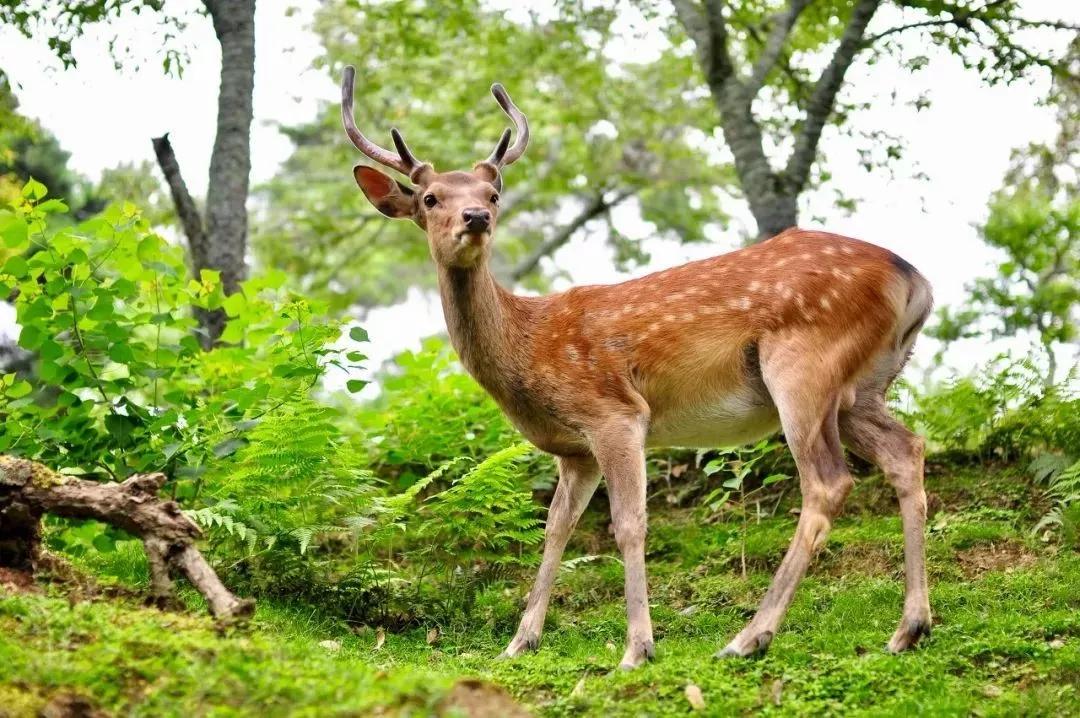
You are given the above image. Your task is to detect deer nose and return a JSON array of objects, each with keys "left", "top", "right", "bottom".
[{"left": 462, "top": 208, "right": 491, "bottom": 233}]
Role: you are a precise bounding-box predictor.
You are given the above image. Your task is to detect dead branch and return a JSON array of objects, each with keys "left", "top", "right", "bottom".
[{"left": 0, "top": 456, "right": 253, "bottom": 621}]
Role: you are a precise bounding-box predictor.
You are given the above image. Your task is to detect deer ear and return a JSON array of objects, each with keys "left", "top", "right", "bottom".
[
  {"left": 353, "top": 165, "right": 415, "bottom": 218},
  {"left": 472, "top": 162, "right": 503, "bottom": 192}
]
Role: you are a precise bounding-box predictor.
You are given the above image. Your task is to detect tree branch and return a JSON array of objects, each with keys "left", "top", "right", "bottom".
[
  {"left": 785, "top": 0, "right": 882, "bottom": 193},
  {"left": 0, "top": 456, "right": 254, "bottom": 620},
  {"left": 747, "top": 0, "right": 812, "bottom": 96},
  {"left": 510, "top": 190, "right": 633, "bottom": 282},
  {"left": 863, "top": 0, "right": 1006, "bottom": 45},
  {"left": 151, "top": 133, "right": 209, "bottom": 271},
  {"left": 673, "top": 0, "right": 738, "bottom": 91}
]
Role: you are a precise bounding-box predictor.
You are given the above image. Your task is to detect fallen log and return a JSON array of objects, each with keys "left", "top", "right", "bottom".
[{"left": 0, "top": 455, "right": 253, "bottom": 620}]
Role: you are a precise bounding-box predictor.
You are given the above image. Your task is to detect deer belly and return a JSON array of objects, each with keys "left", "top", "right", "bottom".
[{"left": 646, "top": 392, "right": 780, "bottom": 449}]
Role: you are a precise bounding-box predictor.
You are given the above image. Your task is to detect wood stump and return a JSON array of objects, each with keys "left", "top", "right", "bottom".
[{"left": 0, "top": 456, "right": 253, "bottom": 620}]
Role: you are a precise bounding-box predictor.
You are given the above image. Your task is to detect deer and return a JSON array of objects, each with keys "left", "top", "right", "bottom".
[{"left": 339, "top": 65, "right": 934, "bottom": 670}]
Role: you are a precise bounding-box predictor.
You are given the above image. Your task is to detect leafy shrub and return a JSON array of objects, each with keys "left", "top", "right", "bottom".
[
  {"left": 356, "top": 337, "right": 552, "bottom": 489},
  {"left": 0, "top": 182, "right": 363, "bottom": 491},
  {"left": 904, "top": 357, "right": 1077, "bottom": 456}
]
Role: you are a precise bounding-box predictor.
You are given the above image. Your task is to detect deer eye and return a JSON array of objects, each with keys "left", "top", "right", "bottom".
[
  {"left": 490, "top": 193, "right": 500, "bottom": 205},
  {"left": 423, "top": 194, "right": 438, "bottom": 208}
]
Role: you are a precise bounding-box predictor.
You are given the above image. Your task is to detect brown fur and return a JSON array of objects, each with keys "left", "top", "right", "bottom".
[{"left": 343, "top": 85, "right": 934, "bottom": 668}]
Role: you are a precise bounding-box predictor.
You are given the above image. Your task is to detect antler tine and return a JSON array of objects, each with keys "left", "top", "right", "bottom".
[
  {"left": 487, "top": 83, "right": 530, "bottom": 167},
  {"left": 340, "top": 65, "right": 422, "bottom": 177},
  {"left": 485, "top": 128, "right": 512, "bottom": 166}
]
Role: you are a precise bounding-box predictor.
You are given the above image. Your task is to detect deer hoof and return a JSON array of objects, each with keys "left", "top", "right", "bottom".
[
  {"left": 716, "top": 630, "right": 773, "bottom": 659},
  {"left": 498, "top": 631, "right": 540, "bottom": 659},
  {"left": 887, "top": 617, "right": 931, "bottom": 653},
  {"left": 617, "top": 639, "right": 655, "bottom": 671}
]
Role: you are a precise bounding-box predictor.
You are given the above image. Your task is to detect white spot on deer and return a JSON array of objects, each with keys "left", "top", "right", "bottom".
[
  {"left": 664, "top": 314, "right": 676, "bottom": 322},
  {"left": 823, "top": 246, "right": 836, "bottom": 255},
  {"left": 647, "top": 322, "right": 661, "bottom": 334},
  {"left": 795, "top": 294, "right": 805, "bottom": 307},
  {"left": 820, "top": 296, "right": 831, "bottom": 310},
  {"left": 775, "top": 256, "right": 790, "bottom": 267},
  {"left": 801, "top": 253, "right": 812, "bottom": 261},
  {"left": 682, "top": 312, "right": 696, "bottom": 322},
  {"left": 738, "top": 297, "right": 752, "bottom": 310},
  {"left": 840, "top": 244, "right": 855, "bottom": 256},
  {"left": 830, "top": 288, "right": 841, "bottom": 300},
  {"left": 566, "top": 346, "right": 579, "bottom": 362},
  {"left": 781, "top": 286, "right": 794, "bottom": 299},
  {"left": 748, "top": 280, "right": 761, "bottom": 292}
]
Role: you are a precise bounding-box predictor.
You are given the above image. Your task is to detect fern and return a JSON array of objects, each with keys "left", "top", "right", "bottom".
[
  {"left": 421, "top": 443, "right": 544, "bottom": 564},
  {"left": 1032, "top": 455, "right": 1080, "bottom": 544}
]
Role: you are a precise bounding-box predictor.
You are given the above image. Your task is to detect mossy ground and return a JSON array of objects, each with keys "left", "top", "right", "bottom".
[{"left": 2, "top": 464, "right": 1078, "bottom": 716}]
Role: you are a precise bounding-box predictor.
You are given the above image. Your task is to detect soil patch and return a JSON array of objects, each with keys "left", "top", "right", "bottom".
[
  {"left": 956, "top": 540, "right": 1039, "bottom": 578},
  {"left": 440, "top": 679, "right": 532, "bottom": 718}
]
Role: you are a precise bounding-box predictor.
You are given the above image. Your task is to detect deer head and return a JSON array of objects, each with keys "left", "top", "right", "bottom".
[{"left": 340, "top": 66, "right": 529, "bottom": 269}]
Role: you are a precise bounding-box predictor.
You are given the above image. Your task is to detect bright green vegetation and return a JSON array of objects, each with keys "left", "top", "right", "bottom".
[{"left": 3, "top": 465, "right": 1077, "bottom": 717}]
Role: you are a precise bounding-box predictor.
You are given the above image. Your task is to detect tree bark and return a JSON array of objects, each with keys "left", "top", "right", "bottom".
[
  {"left": 203, "top": 0, "right": 255, "bottom": 298},
  {"left": 152, "top": 0, "right": 255, "bottom": 347},
  {"left": 151, "top": 134, "right": 209, "bottom": 273},
  {"left": 0, "top": 456, "right": 254, "bottom": 620},
  {"left": 675, "top": 0, "right": 882, "bottom": 241}
]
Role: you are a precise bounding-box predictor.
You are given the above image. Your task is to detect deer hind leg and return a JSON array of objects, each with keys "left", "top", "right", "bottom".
[
  {"left": 840, "top": 391, "right": 931, "bottom": 652},
  {"left": 719, "top": 357, "right": 854, "bottom": 658},
  {"left": 500, "top": 454, "right": 600, "bottom": 659}
]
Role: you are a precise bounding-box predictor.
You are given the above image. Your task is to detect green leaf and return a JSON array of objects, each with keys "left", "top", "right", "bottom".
[
  {"left": 222, "top": 293, "right": 247, "bottom": 317},
  {"left": 39, "top": 340, "right": 64, "bottom": 361},
  {"left": 5, "top": 380, "right": 32, "bottom": 398},
  {"left": 349, "top": 326, "right": 369, "bottom": 342},
  {"left": 2, "top": 256, "right": 29, "bottom": 279},
  {"left": 92, "top": 533, "right": 118, "bottom": 553},
  {"left": 346, "top": 379, "right": 368, "bottom": 393},
  {"left": 36, "top": 198, "right": 69, "bottom": 214},
  {"left": 108, "top": 344, "right": 136, "bottom": 364},
  {"left": 137, "top": 235, "right": 162, "bottom": 262},
  {"left": 21, "top": 177, "right": 47, "bottom": 200},
  {"left": 0, "top": 214, "right": 28, "bottom": 248},
  {"left": 17, "top": 325, "right": 44, "bottom": 351},
  {"left": 213, "top": 438, "right": 246, "bottom": 459}
]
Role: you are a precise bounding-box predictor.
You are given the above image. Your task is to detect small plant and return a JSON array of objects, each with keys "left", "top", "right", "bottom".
[
  {"left": 700, "top": 440, "right": 791, "bottom": 578},
  {"left": 1031, "top": 454, "right": 1080, "bottom": 547}
]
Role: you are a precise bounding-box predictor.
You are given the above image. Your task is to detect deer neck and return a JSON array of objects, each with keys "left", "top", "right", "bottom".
[{"left": 436, "top": 264, "right": 527, "bottom": 394}]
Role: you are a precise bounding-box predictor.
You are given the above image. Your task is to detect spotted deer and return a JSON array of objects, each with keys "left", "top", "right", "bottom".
[{"left": 340, "top": 66, "right": 934, "bottom": 669}]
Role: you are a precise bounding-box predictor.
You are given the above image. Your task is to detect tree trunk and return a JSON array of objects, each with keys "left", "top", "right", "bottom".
[
  {"left": 1044, "top": 341, "right": 1058, "bottom": 389},
  {"left": 204, "top": 0, "right": 255, "bottom": 299},
  {"left": 748, "top": 191, "right": 797, "bottom": 241},
  {"left": 153, "top": 1, "right": 255, "bottom": 348}
]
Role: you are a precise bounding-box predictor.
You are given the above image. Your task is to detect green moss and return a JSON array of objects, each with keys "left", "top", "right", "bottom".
[{"left": 2, "top": 464, "right": 1077, "bottom": 716}]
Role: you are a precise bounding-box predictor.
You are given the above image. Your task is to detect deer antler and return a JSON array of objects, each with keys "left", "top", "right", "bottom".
[
  {"left": 485, "top": 83, "right": 530, "bottom": 167},
  {"left": 341, "top": 65, "right": 426, "bottom": 179}
]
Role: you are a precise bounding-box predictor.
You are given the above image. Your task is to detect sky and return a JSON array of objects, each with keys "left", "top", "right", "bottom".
[{"left": 0, "top": 0, "right": 1076, "bottom": 394}]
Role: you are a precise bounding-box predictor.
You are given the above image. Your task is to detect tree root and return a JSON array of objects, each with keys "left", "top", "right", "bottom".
[{"left": 0, "top": 456, "right": 253, "bottom": 621}]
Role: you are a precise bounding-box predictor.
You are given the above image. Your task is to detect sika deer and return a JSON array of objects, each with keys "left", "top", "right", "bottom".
[{"left": 340, "top": 66, "right": 934, "bottom": 669}]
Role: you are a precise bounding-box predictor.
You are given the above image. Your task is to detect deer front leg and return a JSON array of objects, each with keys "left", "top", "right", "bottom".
[
  {"left": 499, "top": 454, "right": 600, "bottom": 659},
  {"left": 590, "top": 415, "right": 654, "bottom": 670}
]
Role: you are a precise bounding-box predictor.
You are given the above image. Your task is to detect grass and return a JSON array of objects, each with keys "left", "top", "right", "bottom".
[{"left": 2, "top": 464, "right": 1078, "bottom": 716}]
